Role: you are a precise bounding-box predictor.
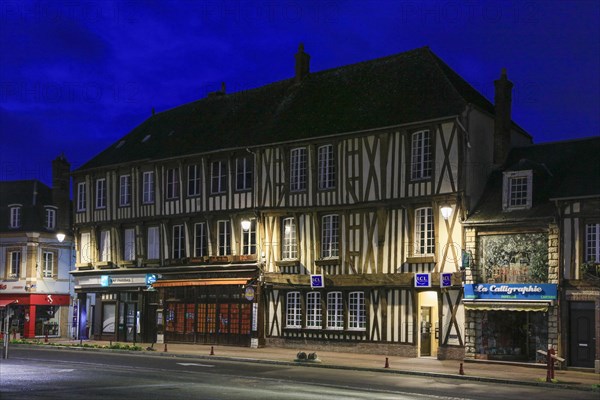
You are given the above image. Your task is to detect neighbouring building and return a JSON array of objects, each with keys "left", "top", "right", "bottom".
[
  {"left": 71, "top": 46, "right": 532, "bottom": 358},
  {"left": 0, "top": 155, "right": 75, "bottom": 339},
  {"left": 463, "top": 137, "right": 599, "bottom": 371}
]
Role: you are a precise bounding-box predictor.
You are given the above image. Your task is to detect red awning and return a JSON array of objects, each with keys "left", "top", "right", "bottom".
[{"left": 0, "top": 299, "right": 18, "bottom": 308}]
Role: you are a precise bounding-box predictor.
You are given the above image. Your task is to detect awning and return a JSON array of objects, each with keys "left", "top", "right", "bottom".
[
  {"left": 152, "top": 278, "right": 250, "bottom": 288},
  {"left": 463, "top": 301, "right": 550, "bottom": 312},
  {"left": 0, "top": 299, "right": 18, "bottom": 308}
]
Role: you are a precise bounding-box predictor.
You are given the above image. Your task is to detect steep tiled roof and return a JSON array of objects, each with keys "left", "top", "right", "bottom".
[
  {"left": 0, "top": 180, "right": 53, "bottom": 232},
  {"left": 78, "top": 47, "right": 506, "bottom": 170},
  {"left": 466, "top": 136, "right": 600, "bottom": 224}
]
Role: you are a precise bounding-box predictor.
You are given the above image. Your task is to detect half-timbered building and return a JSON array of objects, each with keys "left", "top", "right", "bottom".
[
  {"left": 71, "top": 46, "right": 531, "bottom": 357},
  {"left": 463, "top": 137, "right": 599, "bottom": 370}
]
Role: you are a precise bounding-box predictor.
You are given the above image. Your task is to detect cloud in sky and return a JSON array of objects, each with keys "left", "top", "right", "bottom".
[{"left": 1, "top": 0, "right": 598, "bottom": 185}]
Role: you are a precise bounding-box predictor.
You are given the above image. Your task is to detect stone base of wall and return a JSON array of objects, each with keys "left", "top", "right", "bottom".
[
  {"left": 265, "top": 338, "right": 418, "bottom": 358},
  {"left": 437, "top": 345, "right": 465, "bottom": 360}
]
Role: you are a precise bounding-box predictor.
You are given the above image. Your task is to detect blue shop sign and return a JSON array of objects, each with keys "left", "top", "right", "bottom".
[
  {"left": 464, "top": 283, "right": 557, "bottom": 301},
  {"left": 415, "top": 273, "right": 431, "bottom": 288},
  {"left": 311, "top": 274, "right": 324, "bottom": 288},
  {"left": 146, "top": 273, "right": 158, "bottom": 285}
]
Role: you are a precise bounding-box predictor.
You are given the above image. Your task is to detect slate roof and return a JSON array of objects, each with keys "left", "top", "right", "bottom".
[
  {"left": 465, "top": 136, "right": 600, "bottom": 224},
  {"left": 79, "top": 47, "right": 517, "bottom": 171},
  {"left": 0, "top": 180, "right": 54, "bottom": 232}
]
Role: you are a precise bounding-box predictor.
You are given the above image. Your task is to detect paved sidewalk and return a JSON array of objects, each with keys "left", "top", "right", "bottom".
[{"left": 24, "top": 339, "right": 600, "bottom": 391}]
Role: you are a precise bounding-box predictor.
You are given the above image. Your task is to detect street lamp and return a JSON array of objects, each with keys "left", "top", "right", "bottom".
[
  {"left": 241, "top": 219, "right": 251, "bottom": 231},
  {"left": 440, "top": 205, "right": 453, "bottom": 221},
  {"left": 56, "top": 232, "right": 66, "bottom": 242}
]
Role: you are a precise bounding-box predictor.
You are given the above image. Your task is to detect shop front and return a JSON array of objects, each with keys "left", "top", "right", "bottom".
[
  {"left": 464, "top": 283, "right": 558, "bottom": 362},
  {"left": 153, "top": 276, "right": 260, "bottom": 347},
  {"left": 73, "top": 273, "right": 159, "bottom": 343},
  {"left": 0, "top": 293, "right": 70, "bottom": 339}
]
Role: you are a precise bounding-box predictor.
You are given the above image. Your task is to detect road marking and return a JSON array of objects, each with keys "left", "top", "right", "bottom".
[
  {"left": 57, "top": 369, "right": 75, "bottom": 372},
  {"left": 176, "top": 362, "right": 215, "bottom": 368}
]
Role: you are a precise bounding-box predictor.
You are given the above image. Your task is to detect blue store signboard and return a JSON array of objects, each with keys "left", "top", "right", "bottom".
[{"left": 464, "top": 283, "right": 557, "bottom": 301}]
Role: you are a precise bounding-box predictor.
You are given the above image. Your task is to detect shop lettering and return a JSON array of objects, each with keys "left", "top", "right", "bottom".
[
  {"left": 0, "top": 284, "right": 7, "bottom": 290},
  {"left": 474, "top": 284, "right": 543, "bottom": 295},
  {"left": 111, "top": 278, "right": 133, "bottom": 284}
]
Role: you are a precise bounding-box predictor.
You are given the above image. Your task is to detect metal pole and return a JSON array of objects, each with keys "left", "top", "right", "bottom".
[{"left": 4, "top": 310, "right": 9, "bottom": 359}]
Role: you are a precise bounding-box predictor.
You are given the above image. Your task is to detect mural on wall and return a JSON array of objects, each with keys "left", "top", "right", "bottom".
[{"left": 478, "top": 233, "right": 548, "bottom": 283}]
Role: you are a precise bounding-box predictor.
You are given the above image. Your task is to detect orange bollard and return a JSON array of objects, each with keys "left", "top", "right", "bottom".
[
  {"left": 384, "top": 357, "right": 389, "bottom": 368},
  {"left": 210, "top": 346, "right": 214, "bottom": 355},
  {"left": 459, "top": 362, "right": 465, "bottom": 375}
]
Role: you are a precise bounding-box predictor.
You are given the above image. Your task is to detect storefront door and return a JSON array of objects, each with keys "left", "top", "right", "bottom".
[
  {"left": 420, "top": 306, "right": 432, "bottom": 356},
  {"left": 569, "top": 302, "right": 595, "bottom": 368}
]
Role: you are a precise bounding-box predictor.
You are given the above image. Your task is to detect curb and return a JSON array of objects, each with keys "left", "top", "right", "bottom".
[{"left": 11, "top": 344, "right": 599, "bottom": 393}]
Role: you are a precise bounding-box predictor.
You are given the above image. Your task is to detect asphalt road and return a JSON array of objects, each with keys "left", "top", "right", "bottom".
[{"left": 1, "top": 347, "right": 596, "bottom": 400}]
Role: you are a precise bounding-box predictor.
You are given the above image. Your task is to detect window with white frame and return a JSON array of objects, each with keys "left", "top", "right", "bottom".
[
  {"left": 502, "top": 170, "right": 532, "bottom": 210},
  {"left": 290, "top": 147, "right": 307, "bottom": 192},
  {"left": 172, "top": 224, "right": 185, "bottom": 259},
  {"left": 211, "top": 161, "right": 228, "bottom": 194},
  {"left": 321, "top": 214, "right": 339, "bottom": 258},
  {"left": 306, "top": 292, "right": 322, "bottom": 329},
  {"left": 123, "top": 228, "right": 136, "bottom": 261},
  {"left": 80, "top": 232, "right": 91, "bottom": 263},
  {"left": 586, "top": 223, "right": 600, "bottom": 263},
  {"left": 414, "top": 207, "right": 434, "bottom": 255},
  {"left": 9, "top": 206, "right": 21, "bottom": 228},
  {"left": 166, "top": 168, "right": 180, "bottom": 199},
  {"left": 318, "top": 144, "right": 335, "bottom": 190},
  {"left": 77, "top": 182, "right": 86, "bottom": 211},
  {"left": 327, "top": 291, "right": 343, "bottom": 329},
  {"left": 236, "top": 156, "right": 253, "bottom": 191},
  {"left": 187, "top": 165, "right": 201, "bottom": 197},
  {"left": 218, "top": 220, "right": 231, "bottom": 256},
  {"left": 348, "top": 291, "right": 366, "bottom": 330},
  {"left": 242, "top": 219, "right": 256, "bottom": 255},
  {"left": 286, "top": 291, "right": 301, "bottom": 328},
  {"left": 45, "top": 208, "right": 56, "bottom": 230},
  {"left": 8, "top": 251, "right": 21, "bottom": 278},
  {"left": 99, "top": 230, "right": 111, "bottom": 262},
  {"left": 96, "top": 178, "right": 106, "bottom": 209},
  {"left": 42, "top": 251, "right": 55, "bottom": 278},
  {"left": 142, "top": 171, "right": 155, "bottom": 204},
  {"left": 147, "top": 226, "right": 159, "bottom": 259},
  {"left": 411, "top": 130, "right": 432, "bottom": 180},
  {"left": 119, "top": 175, "right": 131, "bottom": 206},
  {"left": 282, "top": 217, "right": 297, "bottom": 260},
  {"left": 194, "top": 223, "right": 208, "bottom": 257}
]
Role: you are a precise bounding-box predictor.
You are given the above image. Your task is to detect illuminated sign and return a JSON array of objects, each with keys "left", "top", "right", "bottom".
[
  {"left": 311, "top": 274, "right": 324, "bottom": 288},
  {"left": 464, "top": 283, "right": 558, "bottom": 301},
  {"left": 440, "top": 273, "right": 452, "bottom": 287},
  {"left": 415, "top": 273, "right": 431, "bottom": 288}
]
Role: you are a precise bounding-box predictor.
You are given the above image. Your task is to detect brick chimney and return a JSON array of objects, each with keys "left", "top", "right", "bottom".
[
  {"left": 493, "top": 68, "right": 513, "bottom": 164},
  {"left": 52, "top": 154, "right": 71, "bottom": 232},
  {"left": 294, "top": 43, "right": 310, "bottom": 83}
]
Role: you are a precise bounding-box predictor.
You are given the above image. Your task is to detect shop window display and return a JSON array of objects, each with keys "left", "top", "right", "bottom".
[
  {"left": 476, "top": 311, "right": 547, "bottom": 362},
  {"left": 35, "top": 305, "right": 60, "bottom": 336}
]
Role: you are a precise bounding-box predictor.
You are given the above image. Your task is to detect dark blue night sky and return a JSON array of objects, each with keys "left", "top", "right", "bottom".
[{"left": 1, "top": 0, "right": 599, "bottom": 186}]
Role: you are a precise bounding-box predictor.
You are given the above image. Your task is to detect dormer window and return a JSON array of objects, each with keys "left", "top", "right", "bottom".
[
  {"left": 9, "top": 205, "right": 21, "bottom": 228},
  {"left": 45, "top": 207, "right": 56, "bottom": 230},
  {"left": 502, "top": 170, "right": 532, "bottom": 211}
]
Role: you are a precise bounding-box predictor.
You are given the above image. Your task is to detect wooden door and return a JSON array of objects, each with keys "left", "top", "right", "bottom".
[{"left": 570, "top": 302, "right": 595, "bottom": 368}]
